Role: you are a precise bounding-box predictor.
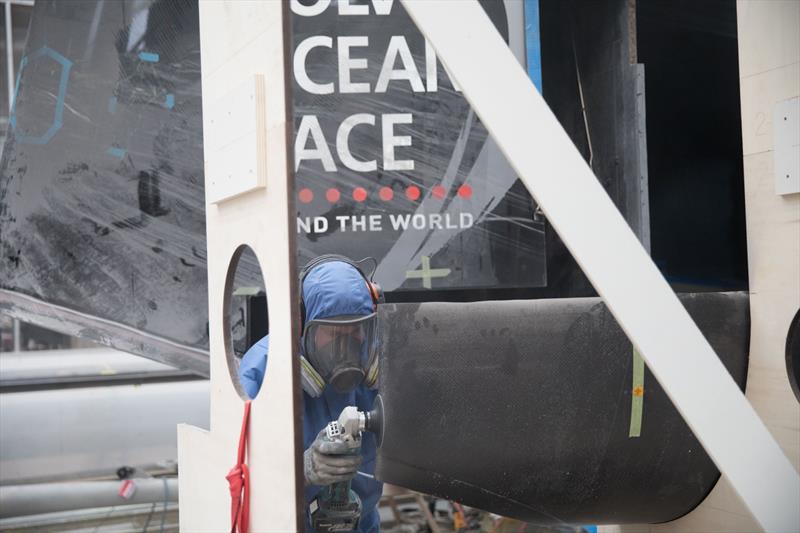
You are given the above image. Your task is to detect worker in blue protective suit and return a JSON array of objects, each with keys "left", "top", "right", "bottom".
[{"left": 238, "top": 255, "right": 384, "bottom": 532}]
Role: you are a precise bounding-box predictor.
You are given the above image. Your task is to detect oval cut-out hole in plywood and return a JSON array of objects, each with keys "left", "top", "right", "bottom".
[
  {"left": 786, "top": 308, "right": 800, "bottom": 404},
  {"left": 224, "top": 245, "right": 269, "bottom": 400}
]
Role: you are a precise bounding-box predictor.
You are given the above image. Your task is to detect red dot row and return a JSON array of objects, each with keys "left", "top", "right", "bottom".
[{"left": 298, "top": 185, "right": 472, "bottom": 204}]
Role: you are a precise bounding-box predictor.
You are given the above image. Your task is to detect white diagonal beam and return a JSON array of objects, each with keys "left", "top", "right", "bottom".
[{"left": 400, "top": 1, "right": 800, "bottom": 531}]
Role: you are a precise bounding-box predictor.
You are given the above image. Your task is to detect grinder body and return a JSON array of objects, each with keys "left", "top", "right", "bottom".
[
  {"left": 309, "top": 401, "right": 384, "bottom": 532},
  {"left": 311, "top": 415, "right": 363, "bottom": 532}
]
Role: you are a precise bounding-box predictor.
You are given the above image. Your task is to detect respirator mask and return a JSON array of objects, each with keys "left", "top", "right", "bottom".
[
  {"left": 303, "top": 313, "right": 378, "bottom": 393},
  {"left": 298, "top": 255, "right": 384, "bottom": 397}
]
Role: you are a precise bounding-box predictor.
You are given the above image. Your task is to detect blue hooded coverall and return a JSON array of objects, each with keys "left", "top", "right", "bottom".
[{"left": 238, "top": 261, "right": 383, "bottom": 532}]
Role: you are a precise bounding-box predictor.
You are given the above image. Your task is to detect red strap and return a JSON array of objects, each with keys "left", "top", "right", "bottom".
[{"left": 227, "top": 401, "right": 251, "bottom": 533}]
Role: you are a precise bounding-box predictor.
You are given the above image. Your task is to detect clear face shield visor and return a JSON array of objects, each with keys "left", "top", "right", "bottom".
[{"left": 302, "top": 313, "right": 378, "bottom": 393}]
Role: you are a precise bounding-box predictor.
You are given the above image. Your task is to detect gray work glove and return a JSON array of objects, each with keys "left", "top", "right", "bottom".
[{"left": 304, "top": 429, "right": 362, "bottom": 486}]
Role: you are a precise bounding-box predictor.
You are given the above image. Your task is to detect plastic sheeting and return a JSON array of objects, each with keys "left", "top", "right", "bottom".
[
  {"left": 292, "top": 0, "right": 546, "bottom": 292},
  {"left": 0, "top": 0, "right": 210, "bottom": 372},
  {"left": 1, "top": 0, "right": 546, "bottom": 372}
]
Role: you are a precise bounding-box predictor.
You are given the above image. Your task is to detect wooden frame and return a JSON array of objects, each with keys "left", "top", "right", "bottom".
[{"left": 177, "top": 2, "right": 303, "bottom": 531}]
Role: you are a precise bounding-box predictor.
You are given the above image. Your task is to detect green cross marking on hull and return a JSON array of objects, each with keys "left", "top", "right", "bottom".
[{"left": 405, "top": 256, "right": 451, "bottom": 289}]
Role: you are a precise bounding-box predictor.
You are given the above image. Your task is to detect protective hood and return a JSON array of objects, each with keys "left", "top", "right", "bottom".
[
  {"left": 301, "top": 260, "right": 377, "bottom": 393},
  {"left": 302, "top": 261, "right": 375, "bottom": 324}
]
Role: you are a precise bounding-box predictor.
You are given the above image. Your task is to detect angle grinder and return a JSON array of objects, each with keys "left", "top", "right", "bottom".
[{"left": 310, "top": 397, "right": 383, "bottom": 532}]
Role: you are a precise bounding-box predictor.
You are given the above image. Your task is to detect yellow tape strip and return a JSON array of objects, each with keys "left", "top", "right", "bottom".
[{"left": 629, "top": 346, "right": 645, "bottom": 438}]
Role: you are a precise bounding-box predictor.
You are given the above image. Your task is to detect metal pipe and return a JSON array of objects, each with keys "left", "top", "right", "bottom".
[
  {"left": 4, "top": 1, "right": 14, "bottom": 111},
  {"left": 0, "top": 478, "right": 178, "bottom": 518},
  {"left": 0, "top": 503, "right": 177, "bottom": 530},
  {"left": 1, "top": 380, "right": 209, "bottom": 485}
]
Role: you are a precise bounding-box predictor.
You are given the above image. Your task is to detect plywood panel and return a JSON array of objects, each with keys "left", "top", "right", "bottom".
[
  {"left": 178, "top": 2, "right": 302, "bottom": 531},
  {"left": 736, "top": 0, "right": 799, "bottom": 79},
  {"left": 740, "top": 61, "right": 799, "bottom": 156},
  {"left": 742, "top": 148, "right": 800, "bottom": 466}
]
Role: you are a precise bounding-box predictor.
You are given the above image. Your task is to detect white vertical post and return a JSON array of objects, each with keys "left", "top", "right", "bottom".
[{"left": 400, "top": 1, "right": 800, "bottom": 531}]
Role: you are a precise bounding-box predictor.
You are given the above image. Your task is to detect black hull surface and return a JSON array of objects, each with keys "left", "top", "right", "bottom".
[{"left": 376, "top": 292, "right": 749, "bottom": 524}]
